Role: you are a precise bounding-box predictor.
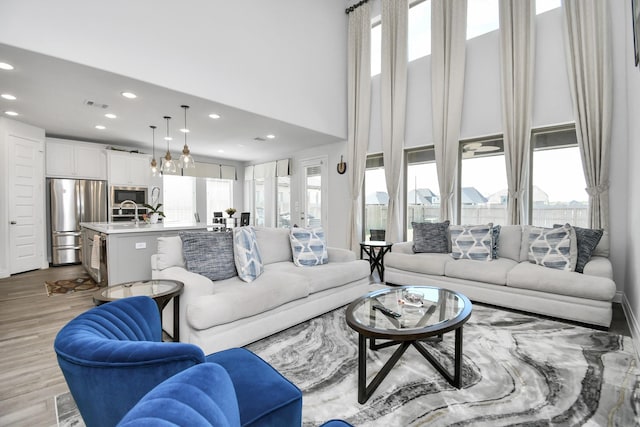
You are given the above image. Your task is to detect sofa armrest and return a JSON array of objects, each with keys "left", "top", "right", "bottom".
[
  {"left": 327, "top": 247, "right": 357, "bottom": 262},
  {"left": 391, "top": 241, "right": 414, "bottom": 254},
  {"left": 154, "top": 266, "right": 215, "bottom": 301},
  {"left": 582, "top": 256, "right": 613, "bottom": 280}
]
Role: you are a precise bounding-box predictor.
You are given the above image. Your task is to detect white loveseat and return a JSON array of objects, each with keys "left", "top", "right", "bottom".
[
  {"left": 151, "top": 227, "right": 371, "bottom": 354},
  {"left": 384, "top": 225, "right": 616, "bottom": 327}
]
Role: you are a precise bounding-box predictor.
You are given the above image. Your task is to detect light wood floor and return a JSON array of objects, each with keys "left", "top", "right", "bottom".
[
  {"left": 0, "top": 266, "right": 632, "bottom": 426},
  {"left": 0, "top": 265, "right": 95, "bottom": 427}
]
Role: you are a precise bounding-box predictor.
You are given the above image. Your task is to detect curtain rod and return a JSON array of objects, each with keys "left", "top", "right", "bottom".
[{"left": 345, "top": 0, "right": 369, "bottom": 14}]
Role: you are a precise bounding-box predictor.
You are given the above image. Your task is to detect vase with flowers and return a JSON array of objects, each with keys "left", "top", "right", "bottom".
[{"left": 225, "top": 208, "right": 236, "bottom": 218}]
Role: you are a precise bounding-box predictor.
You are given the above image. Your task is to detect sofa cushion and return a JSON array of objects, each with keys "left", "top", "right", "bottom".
[
  {"left": 507, "top": 262, "right": 616, "bottom": 301},
  {"left": 450, "top": 223, "right": 493, "bottom": 261},
  {"left": 180, "top": 231, "right": 237, "bottom": 281},
  {"left": 156, "top": 236, "right": 185, "bottom": 270},
  {"left": 254, "top": 227, "right": 292, "bottom": 265},
  {"left": 592, "top": 230, "right": 609, "bottom": 257},
  {"left": 233, "top": 226, "right": 264, "bottom": 283},
  {"left": 266, "top": 260, "right": 369, "bottom": 294},
  {"left": 384, "top": 252, "right": 450, "bottom": 276},
  {"left": 186, "top": 271, "right": 310, "bottom": 330},
  {"left": 524, "top": 224, "right": 578, "bottom": 271},
  {"left": 554, "top": 224, "right": 603, "bottom": 274},
  {"left": 289, "top": 227, "right": 328, "bottom": 266},
  {"left": 412, "top": 220, "right": 450, "bottom": 253},
  {"left": 445, "top": 257, "right": 518, "bottom": 286},
  {"left": 497, "top": 225, "right": 522, "bottom": 261}
]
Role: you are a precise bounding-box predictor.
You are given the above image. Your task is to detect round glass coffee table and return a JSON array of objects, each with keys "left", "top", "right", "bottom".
[
  {"left": 346, "top": 286, "right": 472, "bottom": 403},
  {"left": 93, "top": 279, "right": 184, "bottom": 341}
]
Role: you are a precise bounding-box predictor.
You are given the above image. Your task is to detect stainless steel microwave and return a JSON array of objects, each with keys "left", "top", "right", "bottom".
[{"left": 111, "top": 186, "right": 147, "bottom": 206}]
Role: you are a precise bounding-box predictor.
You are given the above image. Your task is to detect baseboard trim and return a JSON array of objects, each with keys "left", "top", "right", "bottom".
[
  {"left": 614, "top": 290, "right": 623, "bottom": 303},
  {"left": 621, "top": 293, "right": 640, "bottom": 364}
]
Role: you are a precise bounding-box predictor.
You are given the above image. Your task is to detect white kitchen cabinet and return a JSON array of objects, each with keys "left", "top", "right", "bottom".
[
  {"left": 107, "top": 151, "right": 151, "bottom": 187},
  {"left": 46, "top": 138, "right": 107, "bottom": 180}
]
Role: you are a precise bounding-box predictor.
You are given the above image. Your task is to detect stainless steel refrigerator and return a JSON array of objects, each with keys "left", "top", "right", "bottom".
[{"left": 49, "top": 178, "right": 107, "bottom": 265}]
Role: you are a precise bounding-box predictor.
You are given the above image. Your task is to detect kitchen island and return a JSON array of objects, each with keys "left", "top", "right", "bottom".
[{"left": 80, "top": 222, "right": 207, "bottom": 286}]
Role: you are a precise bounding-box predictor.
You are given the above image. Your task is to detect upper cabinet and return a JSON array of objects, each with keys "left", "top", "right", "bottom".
[
  {"left": 46, "top": 138, "right": 107, "bottom": 180},
  {"left": 107, "top": 151, "right": 152, "bottom": 187}
]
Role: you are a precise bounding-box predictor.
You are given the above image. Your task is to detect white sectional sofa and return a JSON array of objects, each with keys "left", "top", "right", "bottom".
[
  {"left": 151, "top": 227, "right": 371, "bottom": 354},
  {"left": 384, "top": 225, "right": 616, "bottom": 327}
]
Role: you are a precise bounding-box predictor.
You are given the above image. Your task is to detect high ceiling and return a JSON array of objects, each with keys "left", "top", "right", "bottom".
[{"left": 0, "top": 43, "right": 342, "bottom": 163}]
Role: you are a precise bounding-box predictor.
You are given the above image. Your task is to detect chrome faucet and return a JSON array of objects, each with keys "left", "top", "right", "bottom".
[{"left": 120, "top": 200, "right": 139, "bottom": 225}]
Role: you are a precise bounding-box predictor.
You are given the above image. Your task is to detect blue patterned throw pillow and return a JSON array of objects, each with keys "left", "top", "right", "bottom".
[
  {"left": 527, "top": 224, "right": 578, "bottom": 271},
  {"left": 179, "top": 231, "right": 237, "bottom": 281},
  {"left": 233, "top": 226, "right": 263, "bottom": 282},
  {"left": 289, "top": 227, "right": 328, "bottom": 267},
  {"left": 450, "top": 223, "right": 494, "bottom": 261}
]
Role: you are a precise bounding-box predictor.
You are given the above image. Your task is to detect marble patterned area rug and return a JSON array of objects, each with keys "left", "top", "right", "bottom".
[{"left": 56, "top": 304, "right": 640, "bottom": 426}]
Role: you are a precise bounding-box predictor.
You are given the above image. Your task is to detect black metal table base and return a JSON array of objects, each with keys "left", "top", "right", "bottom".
[{"left": 357, "top": 326, "right": 463, "bottom": 404}]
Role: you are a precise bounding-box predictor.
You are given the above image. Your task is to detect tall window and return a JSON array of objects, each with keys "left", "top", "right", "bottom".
[
  {"left": 406, "top": 147, "right": 439, "bottom": 240},
  {"left": 371, "top": 0, "right": 432, "bottom": 77},
  {"left": 277, "top": 176, "right": 291, "bottom": 228},
  {"left": 467, "top": 0, "right": 499, "bottom": 40},
  {"left": 254, "top": 178, "right": 265, "bottom": 227},
  {"left": 459, "top": 137, "right": 507, "bottom": 225},
  {"left": 531, "top": 126, "right": 587, "bottom": 227},
  {"left": 206, "top": 178, "right": 233, "bottom": 225},
  {"left": 364, "top": 154, "right": 387, "bottom": 240},
  {"left": 163, "top": 175, "right": 196, "bottom": 223}
]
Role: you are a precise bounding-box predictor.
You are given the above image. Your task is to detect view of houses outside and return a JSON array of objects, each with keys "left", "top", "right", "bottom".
[{"left": 364, "top": 143, "right": 588, "bottom": 241}]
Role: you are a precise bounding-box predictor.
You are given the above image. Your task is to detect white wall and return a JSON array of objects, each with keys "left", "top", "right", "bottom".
[
  {"left": 0, "top": 0, "right": 348, "bottom": 139},
  {"left": 622, "top": 0, "right": 640, "bottom": 342}
]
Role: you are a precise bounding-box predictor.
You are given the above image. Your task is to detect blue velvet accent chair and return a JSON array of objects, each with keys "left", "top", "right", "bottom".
[
  {"left": 54, "top": 296, "right": 302, "bottom": 427},
  {"left": 117, "top": 364, "right": 352, "bottom": 427},
  {"left": 117, "top": 363, "right": 241, "bottom": 427}
]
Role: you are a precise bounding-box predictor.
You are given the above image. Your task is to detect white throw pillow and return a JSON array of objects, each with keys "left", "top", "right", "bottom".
[
  {"left": 233, "top": 226, "right": 264, "bottom": 282},
  {"left": 289, "top": 227, "right": 328, "bottom": 267},
  {"left": 156, "top": 236, "right": 185, "bottom": 270}
]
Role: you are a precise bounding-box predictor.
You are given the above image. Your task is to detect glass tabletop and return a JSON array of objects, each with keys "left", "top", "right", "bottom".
[
  {"left": 347, "top": 286, "right": 471, "bottom": 333},
  {"left": 96, "top": 280, "right": 182, "bottom": 300}
]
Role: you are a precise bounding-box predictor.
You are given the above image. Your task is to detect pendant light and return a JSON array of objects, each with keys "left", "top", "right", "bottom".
[
  {"left": 149, "top": 125, "right": 159, "bottom": 176},
  {"left": 178, "top": 104, "right": 195, "bottom": 169},
  {"left": 161, "top": 116, "right": 177, "bottom": 173}
]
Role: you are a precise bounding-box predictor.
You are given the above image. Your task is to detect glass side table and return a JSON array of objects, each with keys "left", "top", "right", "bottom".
[{"left": 93, "top": 279, "right": 184, "bottom": 342}]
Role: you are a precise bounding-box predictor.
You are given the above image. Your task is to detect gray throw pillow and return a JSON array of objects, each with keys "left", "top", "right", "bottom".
[
  {"left": 179, "top": 231, "right": 237, "bottom": 281},
  {"left": 553, "top": 224, "right": 603, "bottom": 273},
  {"left": 492, "top": 225, "right": 501, "bottom": 259},
  {"left": 412, "top": 220, "right": 450, "bottom": 253}
]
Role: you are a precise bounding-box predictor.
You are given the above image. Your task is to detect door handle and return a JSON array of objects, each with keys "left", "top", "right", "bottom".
[{"left": 10, "top": 221, "right": 17, "bottom": 225}]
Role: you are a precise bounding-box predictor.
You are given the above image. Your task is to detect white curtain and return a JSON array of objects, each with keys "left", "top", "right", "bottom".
[
  {"left": 499, "top": 0, "right": 535, "bottom": 225},
  {"left": 346, "top": 2, "right": 372, "bottom": 252},
  {"left": 381, "top": 0, "right": 408, "bottom": 243},
  {"left": 562, "top": 0, "right": 612, "bottom": 230},
  {"left": 431, "top": 0, "right": 467, "bottom": 223}
]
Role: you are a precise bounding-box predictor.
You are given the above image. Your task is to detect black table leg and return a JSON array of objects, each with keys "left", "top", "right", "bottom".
[
  {"left": 173, "top": 295, "right": 180, "bottom": 342},
  {"left": 358, "top": 334, "right": 411, "bottom": 404}
]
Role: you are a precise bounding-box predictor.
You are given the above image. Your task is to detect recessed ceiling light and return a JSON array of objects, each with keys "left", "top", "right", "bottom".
[
  {"left": 208, "top": 113, "right": 221, "bottom": 119},
  {"left": 217, "top": 149, "right": 225, "bottom": 153},
  {"left": 104, "top": 113, "right": 117, "bottom": 119},
  {"left": 179, "top": 128, "right": 190, "bottom": 133},
  {"left": 1, "top": 94, "right": 16, "bottom": 100},
  {"left": 4, "top": 111, "right": 18, "bottom": 116},
  {"left": 164, "top": 136, "right": 172, "bottom": 141},
  {"left": 95, "top": 125, "right": 106, "bottom": 130},
  {"left": 0, "top": 62, "right": 14, "bottom": 70},
  {"left": 266, "top": 134, "right": 276, "bottom": 139},
  {"left": 121, "top": 91, "right": 137, "bottom": 99}
]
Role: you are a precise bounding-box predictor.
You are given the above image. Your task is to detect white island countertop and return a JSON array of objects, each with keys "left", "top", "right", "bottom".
[{"left": 80, "top": 222, "right": 208, "bottom": 234}]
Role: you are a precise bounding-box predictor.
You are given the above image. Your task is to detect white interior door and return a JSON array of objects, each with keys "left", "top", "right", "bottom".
[
  {"left": 9, "top": 135, "right": 44, "bottom": 274},
  {"left": 301, "top": 156, "right": 327, "bottom": 228}
]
